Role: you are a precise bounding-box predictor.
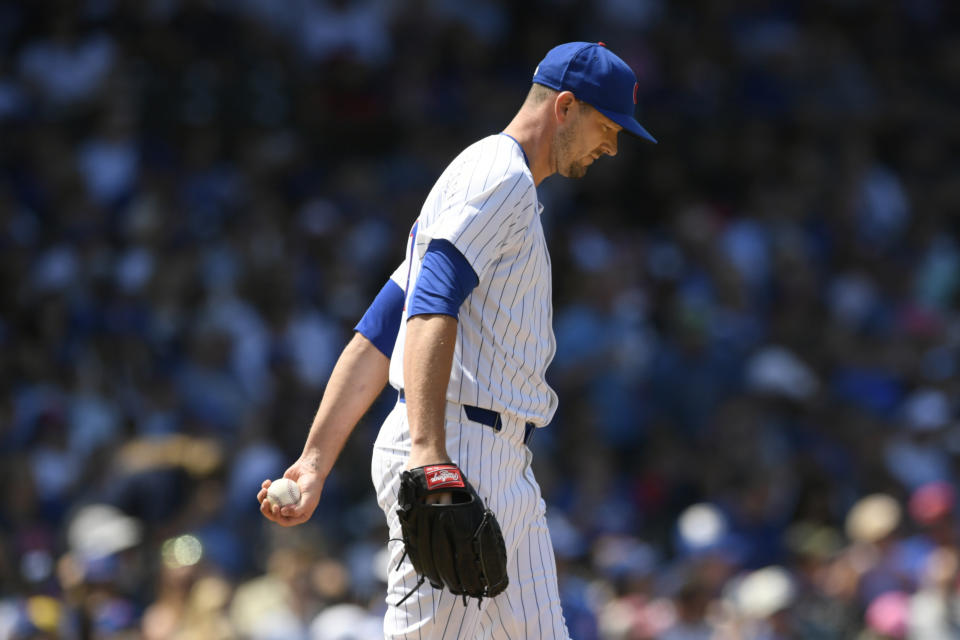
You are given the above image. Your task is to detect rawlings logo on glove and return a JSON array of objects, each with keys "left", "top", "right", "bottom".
[
  {"left": 424, "top": 465, "right": 466, "bottom": 489},
  {"left": 396, "top": 463, "right": 508, "bottom": 606}
]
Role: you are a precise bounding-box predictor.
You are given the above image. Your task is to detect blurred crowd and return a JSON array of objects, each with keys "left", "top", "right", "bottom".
[{"left": 1, "top": 0, "right": 959, "bottom": 638}]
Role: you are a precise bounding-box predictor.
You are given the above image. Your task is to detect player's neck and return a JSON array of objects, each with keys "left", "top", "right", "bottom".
[{"left": 502, "top": 112, "right": 554, "bottom": 187}]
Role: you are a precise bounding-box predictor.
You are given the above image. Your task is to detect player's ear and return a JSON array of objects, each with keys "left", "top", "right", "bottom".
[{"left": 555, "top": 91, "right": 577, "bottom": 123}]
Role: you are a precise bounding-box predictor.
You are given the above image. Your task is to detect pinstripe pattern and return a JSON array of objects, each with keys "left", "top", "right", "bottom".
[
  {"left": 374, "top": 134, "right": 568, "bottom": 638},
  {"left": 388, "top": 134, "right": 559, "bottom": 428},
  {"left": 372, "top": 402, "right": 570, "bottom": 639}
]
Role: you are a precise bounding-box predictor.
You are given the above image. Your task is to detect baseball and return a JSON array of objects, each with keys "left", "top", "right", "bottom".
[{"left": 266, "top": 478, "right": 301, "bottom": 507}]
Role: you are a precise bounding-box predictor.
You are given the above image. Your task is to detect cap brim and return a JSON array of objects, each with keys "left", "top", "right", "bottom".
[{"left": 596, "top": 107, "right": 657, "bottom": 144}]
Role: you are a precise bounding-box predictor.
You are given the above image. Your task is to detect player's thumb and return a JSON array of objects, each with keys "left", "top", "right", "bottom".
[{"left": 281, "top": 486, "right": 313, "bottom": 518}]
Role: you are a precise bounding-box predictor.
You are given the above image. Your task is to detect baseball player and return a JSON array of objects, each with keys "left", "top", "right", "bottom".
[{"left": 258, "top": 42, "right": 656, "bottom": 638}]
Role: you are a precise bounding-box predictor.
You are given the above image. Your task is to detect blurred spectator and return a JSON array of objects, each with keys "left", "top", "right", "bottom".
[
  {"left": 1, "top": 0, "right": 959, "bottom": 638},
  {"left": 17, "top": 16, "right": 115, "bottom": 110}
]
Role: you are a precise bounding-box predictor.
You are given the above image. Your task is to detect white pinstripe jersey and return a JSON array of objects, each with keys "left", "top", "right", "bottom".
[{"left": 388, "top": 134, "right": 559, "bottom": 427}]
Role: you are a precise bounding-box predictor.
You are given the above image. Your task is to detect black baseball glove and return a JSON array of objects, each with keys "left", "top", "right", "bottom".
[{"left": 396, "top": 463, "right": 508, "bottom": 605}]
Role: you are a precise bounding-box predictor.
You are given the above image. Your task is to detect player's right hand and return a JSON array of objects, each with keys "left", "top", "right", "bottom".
[{"left": 257, "top": 455, "right": 325, "bottom": 527}]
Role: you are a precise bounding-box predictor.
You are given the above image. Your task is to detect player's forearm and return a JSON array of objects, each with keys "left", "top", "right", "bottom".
[
  {"left": 300, "top": 332, "right": 390, "bottom": 477},
  {"left": 403, "top": 314, "right": 458, "bottom": 464}
]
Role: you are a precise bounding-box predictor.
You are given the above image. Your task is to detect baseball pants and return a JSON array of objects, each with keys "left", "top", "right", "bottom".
[{"left": 371, "top": 399, "right": 570, "bottom": 640}]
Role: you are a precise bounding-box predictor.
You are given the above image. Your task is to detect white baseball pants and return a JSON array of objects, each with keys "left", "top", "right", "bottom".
[{"left": 371, "top": 400, "right": 570, "bottom": 640}]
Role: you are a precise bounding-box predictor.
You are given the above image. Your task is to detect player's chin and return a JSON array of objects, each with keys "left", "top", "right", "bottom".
[{"left": 561, "top": 162, "right": 588, "bottom": 179}]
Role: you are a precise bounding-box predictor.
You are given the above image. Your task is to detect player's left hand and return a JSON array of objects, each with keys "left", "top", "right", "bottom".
[
  {"left": 395, "top": 463, "right": 509, "bottom": 603},
  {"left": 257, "top": 455, "right": 325, "bottom": 527}
]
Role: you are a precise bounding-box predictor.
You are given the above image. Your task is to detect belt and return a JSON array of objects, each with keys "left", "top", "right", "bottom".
[{"left": 398, "top": 389, "right": 536, "bottom": 446}]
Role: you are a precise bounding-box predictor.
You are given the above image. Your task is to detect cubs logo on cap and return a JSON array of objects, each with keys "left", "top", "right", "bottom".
[{"left": 532, "top": 42, "right": 657, "bottom": 143}]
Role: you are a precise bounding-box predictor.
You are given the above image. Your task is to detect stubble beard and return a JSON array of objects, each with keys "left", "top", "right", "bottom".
[
  {"left": 555, "top": 121, "right": 587, "bottom": 179},
  {"left": 565, "top": 160, "right": 587, "bottom": 179}
]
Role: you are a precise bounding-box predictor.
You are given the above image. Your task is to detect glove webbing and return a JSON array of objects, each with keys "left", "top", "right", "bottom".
[{"left": 391, "top": 513, "right": 498, "bottom": 609}]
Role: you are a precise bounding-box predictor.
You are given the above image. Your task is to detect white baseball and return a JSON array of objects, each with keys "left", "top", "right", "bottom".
[{"left": 266, "top": 478, "right": 301, "bottom": 507}]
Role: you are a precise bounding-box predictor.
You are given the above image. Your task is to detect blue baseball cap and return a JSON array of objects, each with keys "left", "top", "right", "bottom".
[{"left": 533, "top": 42, "right": 657, "bottom": 143}]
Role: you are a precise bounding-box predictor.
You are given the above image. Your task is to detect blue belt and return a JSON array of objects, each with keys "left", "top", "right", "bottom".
[{"left": 398, "top": 389, "right": 536, "bottom": 446}]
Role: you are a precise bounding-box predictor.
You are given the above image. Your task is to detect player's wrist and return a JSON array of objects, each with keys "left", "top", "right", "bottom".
[
  {"left": 297, "top": 449, "right": 331, "bottom": 479},
  {"left": 407, "top": 445, "right": 451, "bottom": 470}
]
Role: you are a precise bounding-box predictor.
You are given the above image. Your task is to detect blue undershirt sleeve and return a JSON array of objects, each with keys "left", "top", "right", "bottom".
[
  {"left": 408, "top": 239, "right": 480, "bottom": 318},
  {"left": 354, "top": 279, "right": 405, "bottom": 358}
]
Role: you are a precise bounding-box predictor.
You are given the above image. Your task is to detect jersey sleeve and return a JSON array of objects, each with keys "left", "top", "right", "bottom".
[
  {"left": 407, "top": 239, "right": 479, "bottom": 318},
  {"left": 418, "top": 145, "right": 535, "bottom": 281},
  {"left": 354, "top": 260, "right": 408, "bottom": 358},
  {"left": 387, "top": 260, "right": 407, "bottom": 288}
]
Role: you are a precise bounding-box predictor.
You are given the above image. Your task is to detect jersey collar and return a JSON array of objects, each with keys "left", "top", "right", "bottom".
[
  {"left": 498, "top": 132, "right": 529, "bottom": 169},
  {"left": 499, "top": 133, "right": 542, "bottom": 215}
]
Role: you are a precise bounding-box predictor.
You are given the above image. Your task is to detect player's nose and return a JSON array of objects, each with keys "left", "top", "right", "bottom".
[{"left": 605, "top": 138, "right": 618, "bottom": 157}]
